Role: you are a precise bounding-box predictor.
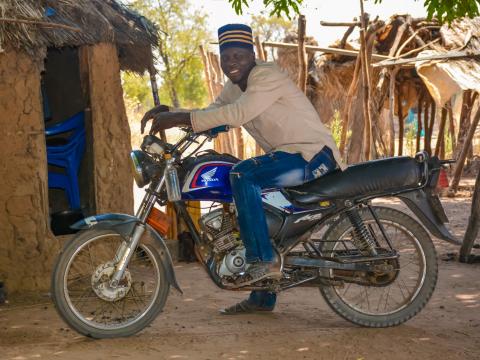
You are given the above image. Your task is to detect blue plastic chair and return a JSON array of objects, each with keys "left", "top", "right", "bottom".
[{"left": 46, "top": 112, "right": 86, "bottom": 209}]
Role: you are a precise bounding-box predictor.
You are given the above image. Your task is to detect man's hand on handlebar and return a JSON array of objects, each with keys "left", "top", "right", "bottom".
[
  {"left": 140, "top": 104, "right": 169, "bottom": 134},
  {"left": 140, "top": 105, "right": 192, "bottom": 135}
]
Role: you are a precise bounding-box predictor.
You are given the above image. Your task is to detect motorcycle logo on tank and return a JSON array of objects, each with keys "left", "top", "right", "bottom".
[
  {"left": 201, "top": 167, "right": 219, "bottom": 182},
  {"left": 189, "top": 162, "right": 233, "bottom": 189}
]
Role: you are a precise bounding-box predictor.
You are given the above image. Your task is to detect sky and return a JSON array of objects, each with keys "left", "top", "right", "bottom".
[{"left": 194, "top": 0, "right": 428, "bottom": 46}]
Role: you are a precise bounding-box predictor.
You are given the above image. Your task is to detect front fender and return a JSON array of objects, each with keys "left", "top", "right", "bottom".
[{"left": 72, "top": 213, "right": 182, "bottom": 293}]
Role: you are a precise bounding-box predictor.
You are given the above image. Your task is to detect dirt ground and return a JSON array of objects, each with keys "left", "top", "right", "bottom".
[{"left": 1, "top": 194, "right": 479, "bottom": 360}]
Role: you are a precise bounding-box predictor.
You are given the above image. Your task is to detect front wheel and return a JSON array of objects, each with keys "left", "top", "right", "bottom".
[
  {"left": 319, "top": 206, "right": 438, "bottom": 327},
  {"left": 51, "top": 229, "right": 170, "bottom": 338}
]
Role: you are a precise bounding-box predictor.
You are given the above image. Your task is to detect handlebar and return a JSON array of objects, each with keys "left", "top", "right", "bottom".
[
  {"left": 201, "top": 125, "right": 230, "bottom": 137},
  {"left": 142, "top": 125, "right": 230, "bottom": 158}
]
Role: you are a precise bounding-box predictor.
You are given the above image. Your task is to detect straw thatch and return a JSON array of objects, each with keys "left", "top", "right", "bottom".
[
  {"left": 0, "top": 0, "right": 158, "bottom": 73},
  {"left": 275, "top": 15, "right": 480, "bottom": 165}
]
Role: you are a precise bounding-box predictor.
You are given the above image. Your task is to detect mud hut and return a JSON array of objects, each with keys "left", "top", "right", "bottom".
[{"left": 0, "top": 0, "right": 158, "bottom": 292}]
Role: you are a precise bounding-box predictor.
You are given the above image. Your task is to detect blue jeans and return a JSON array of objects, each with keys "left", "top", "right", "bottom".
[
  {"left": 229, "top": 147, "right": 337, "bottom": 263},
  {"left": 229, "top": 147, "right": 337, "bottom": 309}
]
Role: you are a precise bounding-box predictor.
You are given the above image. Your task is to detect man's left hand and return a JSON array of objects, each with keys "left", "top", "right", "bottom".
[{"left": 140, "top": 104, "right": 170, "bottom": 134}]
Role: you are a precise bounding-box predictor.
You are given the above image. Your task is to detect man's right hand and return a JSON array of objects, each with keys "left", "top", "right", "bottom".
[{"left": 140, "top": 104, "right": 170, "bottom": 134}]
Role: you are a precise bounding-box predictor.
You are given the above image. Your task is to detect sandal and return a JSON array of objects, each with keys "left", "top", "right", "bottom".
[{"left": 219, "top": 299, "right": 274, "bottom": 315}]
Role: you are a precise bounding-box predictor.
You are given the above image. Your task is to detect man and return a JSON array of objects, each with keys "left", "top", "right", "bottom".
[{"left": 141, "top": 24, "right": 345, "bottom": 314}]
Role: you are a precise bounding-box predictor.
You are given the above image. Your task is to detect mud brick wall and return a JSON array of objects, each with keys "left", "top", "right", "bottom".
[
  {"left": 86, "top": 43, "right": 134, "bottom": 214},
  {"left": 0, "top": 48, "right": 59, "bottom": 292}
]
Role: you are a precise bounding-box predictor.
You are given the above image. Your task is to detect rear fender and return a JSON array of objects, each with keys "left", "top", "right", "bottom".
[
  {"left": 72, "top": 213, "right": 182, "bottom": 293},
  {"left": 395, "top": 190, "right": 461, "bottom": 245}
]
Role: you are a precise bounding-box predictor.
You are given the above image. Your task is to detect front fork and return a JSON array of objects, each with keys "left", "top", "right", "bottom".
[{"left": 110, "top": 176, "right": 165, "bottom": 287}]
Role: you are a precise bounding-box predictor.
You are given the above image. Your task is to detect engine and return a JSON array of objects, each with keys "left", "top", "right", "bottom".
[
  {"left": 199, "top": 207, "right": 247, "bottom": 277},
  {"left": 199, "top": 207, "right": 238, "bottom": 254}
]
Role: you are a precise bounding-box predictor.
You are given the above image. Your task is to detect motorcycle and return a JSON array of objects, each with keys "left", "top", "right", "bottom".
[{"left": 51, "top": 125, "right": 459, "bottom": 338}]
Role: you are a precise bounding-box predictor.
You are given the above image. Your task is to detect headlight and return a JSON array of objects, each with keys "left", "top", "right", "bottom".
[{"left": 130, "top": 150, "right": 160, "bottom": 188}]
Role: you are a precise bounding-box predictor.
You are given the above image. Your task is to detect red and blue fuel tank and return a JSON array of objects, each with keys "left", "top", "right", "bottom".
[{"left": 180, "top": 153, "right": 238, "bottom": 202}]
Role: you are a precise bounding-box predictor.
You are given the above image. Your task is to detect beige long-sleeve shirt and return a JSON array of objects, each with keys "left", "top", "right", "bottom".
[{"left": 191, "top": 61, "right": 345, "bottom": 169}]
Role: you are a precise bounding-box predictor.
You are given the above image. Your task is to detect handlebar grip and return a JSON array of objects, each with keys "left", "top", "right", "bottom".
[{"left": 205, "top": 125, "right": 229, "bottom": 137}]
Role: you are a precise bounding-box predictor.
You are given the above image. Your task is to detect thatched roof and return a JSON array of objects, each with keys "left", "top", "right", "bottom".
[
  {"left": 0, "top": 0, "right": 158, "bottom": 73},
  {"left": 275, "top": 15, "right": 480, "bottom": 123}
]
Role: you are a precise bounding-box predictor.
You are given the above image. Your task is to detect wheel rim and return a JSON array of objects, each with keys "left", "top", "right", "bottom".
[
  {"left": 63, "top": 233, "right": 161, "bottom": 330},
  {"left": 330, "top": 219, "right": 427, "bottom": 316}
]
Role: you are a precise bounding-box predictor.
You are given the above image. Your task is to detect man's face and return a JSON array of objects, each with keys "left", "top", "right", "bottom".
[{"left": 220, "top": 47, "right": 255, "bottom": 84}]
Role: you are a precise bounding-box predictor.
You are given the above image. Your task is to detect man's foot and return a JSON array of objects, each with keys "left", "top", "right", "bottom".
[
  {"left": 219, "top": 299, "right": 274, "bottom": 315},
  {"left": 235, "top": 261, "right": 282, "bottom": 286}
]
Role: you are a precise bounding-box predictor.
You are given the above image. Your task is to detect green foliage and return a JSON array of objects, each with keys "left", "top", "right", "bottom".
[
  {"left": 405, "top": 122, "right": 417, "bottom": 156},
  {"left": 444, "top": 128, "right": 453, "bottom": 157},
  {"left": 229, "top": 0, "right": 479, "bottom": 23},
  {"left": 250, "top": 12, "right": 294, "bottom": 41},
  {"left": 122, "top": 72, "right": 154, "bottom": 109},
  {"left": 228, "top": 0, "right": 303, "bottom": 18},
  {"left": 328, "top": 110, "right": 343, "bottom": 148},
  {"left": 128, "top": 0, "right": 210, "bottom": 108},
  {"left": 374, "top": 0, "right": 480, "bottom": 23}
]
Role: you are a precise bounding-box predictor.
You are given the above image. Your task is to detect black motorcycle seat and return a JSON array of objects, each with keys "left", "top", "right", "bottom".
[{"left": 285, "top": 156, "right": 423, "bottom": 205}]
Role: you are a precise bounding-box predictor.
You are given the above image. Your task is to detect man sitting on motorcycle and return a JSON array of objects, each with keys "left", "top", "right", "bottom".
[{"left": 141, "top": 24, "right": 345, "bottom": 314}]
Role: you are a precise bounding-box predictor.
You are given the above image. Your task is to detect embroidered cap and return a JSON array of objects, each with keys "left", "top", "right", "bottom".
[{"left": 218, "top": 24, "right": 254, "bottom": 52}]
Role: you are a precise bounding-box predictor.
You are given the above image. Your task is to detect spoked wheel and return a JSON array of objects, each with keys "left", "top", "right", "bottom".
[
  {"left": 319, "top": 206, "right": 438, "bottom": 327},
  {"left": 51, "top": 229, "right": 169, "bottom": 338}
]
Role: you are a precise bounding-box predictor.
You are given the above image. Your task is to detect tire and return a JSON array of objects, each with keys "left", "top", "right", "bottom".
[
  {"left": 51, "top": 229, "right": 170, "bottom": 338},
  {"left": 319, "top": 206, "right": 438, "bottom": 327}
]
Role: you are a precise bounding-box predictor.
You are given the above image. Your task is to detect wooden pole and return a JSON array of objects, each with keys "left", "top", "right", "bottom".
[
  {"left": 428, "top": 101, "right": 437, "bottom": 154},
  {"left": 339, "top": 52, "right": 361, "bottom": 157},
  {"left": 359, "top": 1, "right": 372, "bottom": 160},
  {"left": 435, "top": 106, "right": 448, "bottom": 157},
  {"left": 454, "top": 91, "right": 478, "bottom": 161},
  {"left": 388, "top": 67, "right": 399, "bottom": 156},
  {"left": 423, "top": 97, "right": 431, "bottom": 154},
  {"left": 342, "top": 19, "right": 384, "bottom": 160},
  {"left": 448, "top": 102, "right": 456, "bottom": 152},
  {"left": 459, "top": 168, "right": 480, "bottom": 262},
  {"left": 255, "top": 36, "right": 266, "bottom": 61},
  {"left": 416, "top": 95, "right": 424, "bottom": 152},
  {"left": 297, "top": 15, "right": 308, "bottom": 93},
  {"left": 376, "top": 17, "right": 408, "bottom": 100},
  {"left": 449, "top": 100, "right": 480, "bottom": 193},
  {"left": 148, "top": 66, "right": 167, "bottom": 142},
  {"left": 397, "top": 81, "right": 404, "bottom": 156},
  {"left": 340, "top": 22, "right": 357, "bottom": 49}
]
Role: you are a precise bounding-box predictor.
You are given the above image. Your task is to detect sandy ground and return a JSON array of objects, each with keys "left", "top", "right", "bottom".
[{"left": 1, "top": 195, "right": 479, "bottom": 360}]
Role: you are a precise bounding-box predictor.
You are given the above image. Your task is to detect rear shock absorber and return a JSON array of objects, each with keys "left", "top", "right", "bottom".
[{"left": 346, "top": 209, "right": 378, "bottom": 256}]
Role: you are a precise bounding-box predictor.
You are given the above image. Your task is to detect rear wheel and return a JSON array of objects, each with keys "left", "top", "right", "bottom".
[
  {"left": 51, "top": 229, "right": 170, "bottom": 338},
  {"left": 319, "top": 206, "right": 437, "bottom": 327}
]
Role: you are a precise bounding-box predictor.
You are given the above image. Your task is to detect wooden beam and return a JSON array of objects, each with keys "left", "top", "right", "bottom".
[
  {"left": 261, "top": 42, "right": 391, "bottom": 61},
  {"left": 373, "top": 50, "right": 480, "bottom": 67},
  {"left": 320, "top": 21, "right": 361, "bottom": 27},
  {"left": 212, "top": 40, "right": 391, "bottom": 60}
]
